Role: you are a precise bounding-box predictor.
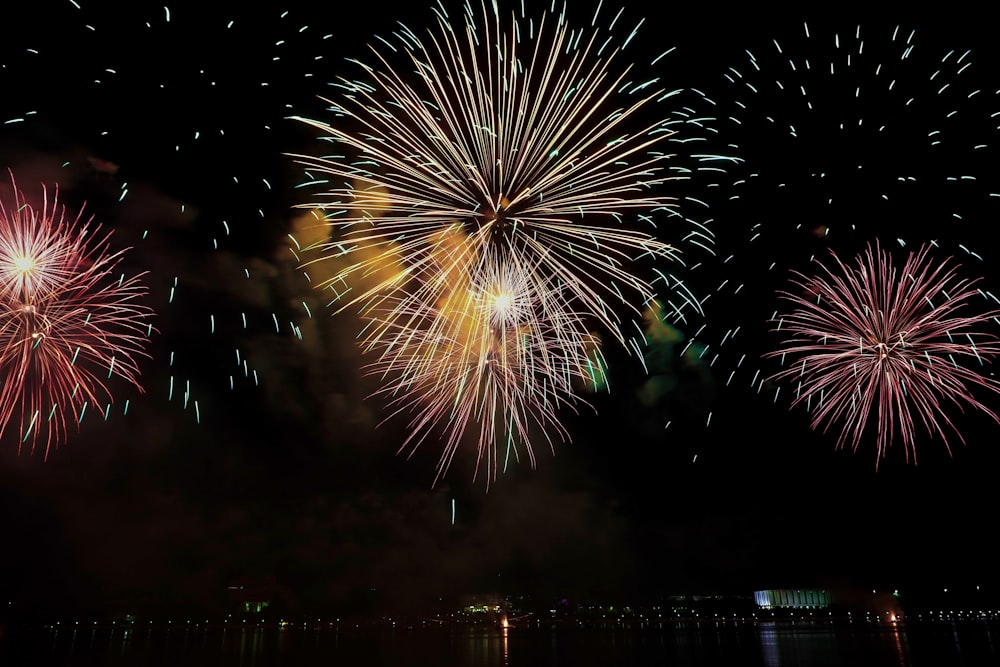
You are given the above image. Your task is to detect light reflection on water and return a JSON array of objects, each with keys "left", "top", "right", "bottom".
[
  {"left": 890, "top": 621, "right": 909, "bottom": 665},
  {"left": 755, "top": 619, "right": 1000, "bottom": 667},
  {"left": 4, "top": 621, "right": 1000, "bottom": 666}
]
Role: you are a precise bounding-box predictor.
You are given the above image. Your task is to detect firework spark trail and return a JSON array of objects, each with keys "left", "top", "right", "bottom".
[
  {"left": 719, "top": 22, "right": 1000, "bottom": 230},
  {"left": 0, "top": 175, "right": 155, "bottom": 458},
  {"left": 289, "top": 0, "right": 698, "bottom": 347},
  {"left": 365, "top": 240, "right": 600, "bottom": 486},
  {"left": 765, "top": 241, "right": 1000, "bottom": 466}
]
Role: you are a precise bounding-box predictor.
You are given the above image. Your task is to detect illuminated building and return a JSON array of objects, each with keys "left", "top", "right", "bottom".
[{"left": 754, "top": 589, "right": 831, "bottom": 609}]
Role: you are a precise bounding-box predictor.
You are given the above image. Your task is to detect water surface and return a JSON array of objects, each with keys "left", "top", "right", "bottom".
[{"left": 3, "top": 620, "right": 997, "bottom": 666}]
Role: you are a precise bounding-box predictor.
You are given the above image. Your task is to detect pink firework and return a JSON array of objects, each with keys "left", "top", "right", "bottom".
[
  {"left": 766, "top": 241, "right": 1000, "bottom": 466},
  {"left": 0, "top": 175, "right": 154, "bottom": 458}
]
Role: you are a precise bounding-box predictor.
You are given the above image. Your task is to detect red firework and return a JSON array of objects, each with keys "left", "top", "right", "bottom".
[
  {"left": 0, "top": 174, "right": 154, "bottom": 458},
  {"left": 766, "top": 241, "right": 1000, "bottom": 466}
]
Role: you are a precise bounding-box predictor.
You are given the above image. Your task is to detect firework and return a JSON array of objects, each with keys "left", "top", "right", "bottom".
[
  {"left": 281, "top": 0, "right": 715, "bottom": 482},
  {"left": 0, "top": 176, "right": 155, "bottom": 458},
  {"left": 365, "top": 240, "right": 600, "bottom": 486},
  {"left": 289, "top": 0, "right": 694, "bottom": 345},
  {"left": 681, "top": 21, "right": 1000, "bottom": 416},
  {"left": 765, "top": 242, "right": 1000, "bottom": 465}
]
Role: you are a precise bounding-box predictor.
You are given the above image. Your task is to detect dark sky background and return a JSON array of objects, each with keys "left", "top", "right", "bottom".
[{"left": 3, "top": 1, "right": 1000, "bottom": 618}]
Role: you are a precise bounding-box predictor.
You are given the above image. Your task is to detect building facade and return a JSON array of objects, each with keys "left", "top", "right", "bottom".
[{"left": 754, "top": 589, "right": 831, "bottom": 609}]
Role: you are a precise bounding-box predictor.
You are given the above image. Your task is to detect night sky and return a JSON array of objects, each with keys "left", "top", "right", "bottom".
[{"left": 3, "top": 1, "right": 1000, "bottom": 619}]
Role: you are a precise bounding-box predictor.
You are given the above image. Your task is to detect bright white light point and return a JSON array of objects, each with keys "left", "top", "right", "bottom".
[
  {"left": 12, "top": 255, "right": 35, "bottom": 273},
  {"left": 493, "top": 292, "right": 513, "bottom": 311}
]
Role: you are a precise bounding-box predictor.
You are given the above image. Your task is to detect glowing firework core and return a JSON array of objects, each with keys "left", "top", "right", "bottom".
[
  {"left": 492, "top": 292, "right": 512, "bottom": 312},
  {"left": 12, "top": 254, "right": 35, "bottom": 275}
]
